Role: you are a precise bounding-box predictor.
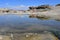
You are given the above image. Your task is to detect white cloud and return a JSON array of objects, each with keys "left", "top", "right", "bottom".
[
  {"left": 0, "top": 3, "right": 30, "bottom": 10},
  {"left": 8, "top": 5, "right": 29, "bottom": 10}
]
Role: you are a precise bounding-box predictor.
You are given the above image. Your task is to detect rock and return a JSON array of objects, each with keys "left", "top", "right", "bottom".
[
  {"left": 13, "top": 33, "right": 59, "bottom": 40},
  {"left": 29, "top": 5, "right": 51, "bottom": 10},
  {"left": 56, "top": 4, "right": 60, "bottom": 6}
]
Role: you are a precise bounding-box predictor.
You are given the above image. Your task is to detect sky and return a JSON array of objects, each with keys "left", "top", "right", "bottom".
[{"left": 0, "top": 0, "right": 60, "bottom": 10}]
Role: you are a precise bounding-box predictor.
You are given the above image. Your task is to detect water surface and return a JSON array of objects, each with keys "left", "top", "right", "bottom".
[{"left": 0, "top": 14, "right": 60, "bottom": 32}]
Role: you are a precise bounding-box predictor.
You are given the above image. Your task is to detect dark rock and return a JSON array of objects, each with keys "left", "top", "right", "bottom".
[
  {"left": 56, "top": 4, "right": 60, "bottom": 6},
  {"left": 29, "top": 5, "right": 51, "bottom": 10}
]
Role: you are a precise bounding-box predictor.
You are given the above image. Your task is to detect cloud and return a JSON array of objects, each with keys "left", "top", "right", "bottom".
[
  {"left": 8, "top": 5, "right": 29, "bottom": 10},
  {"left": 13, "top": 5, "right": 29, "bottom": 8},
  {"left": 0, "top": 3, "right": 29, "bottom": 10}
]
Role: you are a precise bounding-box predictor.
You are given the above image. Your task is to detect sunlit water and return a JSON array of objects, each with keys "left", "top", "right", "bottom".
[{"left": 0, "top": 14, "right": 60, "bottom": 32}]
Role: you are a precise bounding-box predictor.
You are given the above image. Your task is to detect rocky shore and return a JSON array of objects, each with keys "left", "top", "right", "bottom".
[
  {"left": 28, "top": 4, "right": 60, "bottom": 20},
  {"left": 0, "top": 4, "right": 60, "bottom": 20},
  {"left": 13, "top": 33, "right": 58, "bottom": 40},
  {"left": 0, "top": 31, "right": 59, "bottom": 40}
]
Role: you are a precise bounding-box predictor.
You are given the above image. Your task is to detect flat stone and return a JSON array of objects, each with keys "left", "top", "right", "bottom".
[{"left": 13, "top": 33, "right": 59, "bottom": 40}]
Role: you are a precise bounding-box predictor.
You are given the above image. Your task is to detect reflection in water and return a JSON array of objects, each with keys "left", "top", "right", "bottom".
[
  {"left": 29, "top": 14, "right": 60, "bottom": 21},
  {"left": 0, "top": 14, "right": 60, "bottom": 39},
  {"left": 0, "top": 14, "right": 60, "bottom": 32},
  {"left": 29, "top": 15, "right": 50, "bottom": 20},
  {"left": 55, "top": 19, "right": 60, "bottom": 21}
]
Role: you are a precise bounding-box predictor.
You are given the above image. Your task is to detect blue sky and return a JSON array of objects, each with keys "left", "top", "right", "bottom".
[{"left": 0, "top": 0, "right": 60, "bottom": 9}]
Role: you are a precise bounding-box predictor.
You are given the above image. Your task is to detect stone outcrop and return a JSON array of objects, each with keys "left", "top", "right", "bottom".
[
  {"left": 56, "top": 4, "right": 60, "bottom": 6},
  {"left": 13, "top": 32, "right": 59, "bottom": 40},
  {"left": 29, "top": 5, "right": 51, "bottom": 12},
  {"left": 0, "top": 8, "right": 25, "bottom": 14},
  {"left": 29, "top": 5, "right": 51, "bottom": 9}
]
